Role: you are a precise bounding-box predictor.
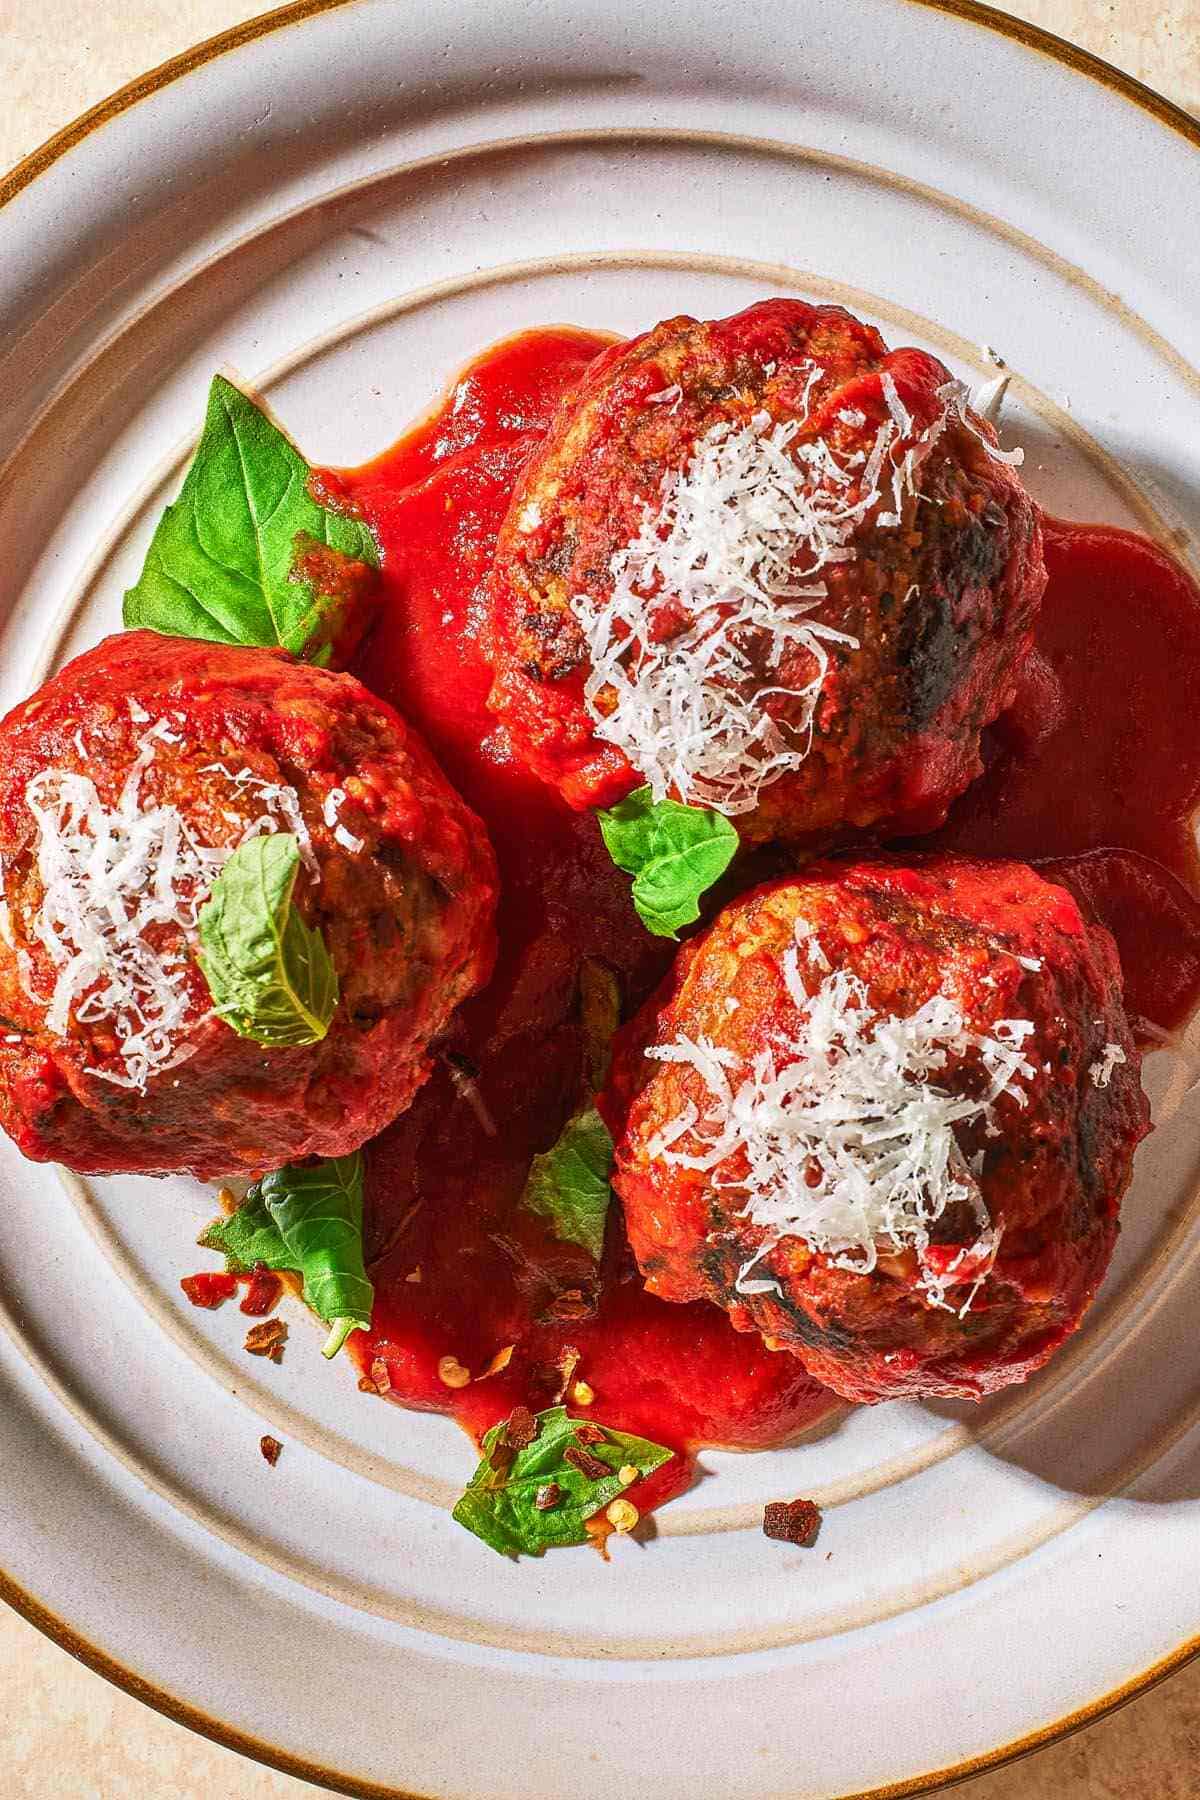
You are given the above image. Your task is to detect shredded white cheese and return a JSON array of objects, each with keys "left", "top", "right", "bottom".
[
  {"left": 21, "top": 725, "right": 313, "bottom": 1091},
  {"left": 1090, "top": 1042, "right": 1127, "bottom": 1088},
  {"left": 322, "top": 786, "right": 365, "bottom": 854},
  {"left": 645, "top": 923, "right": 1035, "bottom": 1312},
  {"left": 571, "top": 371, "right": 1025, "bottom": 815}
]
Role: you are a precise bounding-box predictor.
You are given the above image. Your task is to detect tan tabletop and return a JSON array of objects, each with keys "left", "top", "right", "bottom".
[{"left": 2, "top": 3, "right": 1199, "bottom": 1795}]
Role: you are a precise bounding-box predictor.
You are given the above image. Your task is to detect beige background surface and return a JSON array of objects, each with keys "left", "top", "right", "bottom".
[{"left": 1, "top": 1, "right": 1199, "bottom": 1795}]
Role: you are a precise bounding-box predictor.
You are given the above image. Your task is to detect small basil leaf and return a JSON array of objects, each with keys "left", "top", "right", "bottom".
[
  {"left": 519, "top": 1106, "right": 614, "bottom": 1263},
  {"left": 257, "top": 1155, "right": 373, "bottom": 1358},
  {"left": 197, "top": 834, "right": 338, "bottom": 1047},
  {"left": 200, "top": 1157, "right": 373, "bottom": 1358},
  {"left": 198, "top": 1187, "right": 291, "bottom": 1275},
  {"left": 123, "top": 374, "right": 378, "bottom": 661},
  {"left": 452, "top": 1406, "right": 673, "bottom": 1558},
  {"left": 597, "top": 786, "right": 738, "bottom": 938}
]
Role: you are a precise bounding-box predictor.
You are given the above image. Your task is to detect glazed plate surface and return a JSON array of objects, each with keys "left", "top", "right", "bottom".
[{"left": 0, "top": 2, "right": 1198, "bottom": 1794}]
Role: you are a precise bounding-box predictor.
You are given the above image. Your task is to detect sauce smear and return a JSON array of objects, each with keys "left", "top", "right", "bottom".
[{"left": 326, "top": 327, "right": 1200, "bottom": 1509}]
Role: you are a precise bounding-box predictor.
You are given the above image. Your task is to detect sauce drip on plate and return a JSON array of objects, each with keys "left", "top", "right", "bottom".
[{"left": 323, "top": 328, "right": 1200, "bottom": 1485}]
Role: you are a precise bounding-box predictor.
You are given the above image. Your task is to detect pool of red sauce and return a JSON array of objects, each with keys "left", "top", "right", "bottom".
[{"left": 322, "top": 327, "right": 1200, "bottom": 1513}]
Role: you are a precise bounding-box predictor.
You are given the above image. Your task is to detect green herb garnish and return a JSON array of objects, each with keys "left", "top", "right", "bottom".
[
  {"left": 597, "top": 786, "right": 738, "bottom": 938},
  {"left": 197, "top": 834, "right": 338, "bottom": 1047},
  {"left": 519, "top": 1106, "right": 614, "bottom": 1263},
  {"left": 123, "top": 374, "right": 377, "bottom": 662},
  {"left": 201, "top": 1154, "right": 372, "bottom": 1358},
  {"left": 452, "top": 1406, "right": 672, "bottom": 1557}
]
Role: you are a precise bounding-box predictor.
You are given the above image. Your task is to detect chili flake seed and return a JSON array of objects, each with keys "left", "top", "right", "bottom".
[
  {"left": 762, "top": 1497, "right": 822, "bottom": 1547},
  {"left": 244, "top": 1319, "right": 288, "bottom": 1362},
  {"left": 571, "top": 1379, "right": 595, "bottom": 1406},
  {"left": 405, "top": 1266, "right": 422, "bottom": 1284},
  {"left": 605, "top": 1498, "right": 639, "bottom": 1533},
  {"left": 370, "top": 1357, "right": 392, "bottom": 1395},
  {"left": 259, "top": 1435, "right": 282, "bottom": 1467},
  {"left": 564, "top": 1443, "right": 610, "bottom": 1482},
  {"left": 618, "top": 1464, "right": 639, "bottom": 1486},
  {"left": 534, "top": 1482, "right": 562, "bottom": 1511},
  {"left": 438, "top": 1355, "right": 472, "bottom": 1389},
  {"left": 480, "top": 1344, "right": 515, "bottom": 1379},
  {"left": 357, "top": 1376, "right": 379, "bottom": 1394}
]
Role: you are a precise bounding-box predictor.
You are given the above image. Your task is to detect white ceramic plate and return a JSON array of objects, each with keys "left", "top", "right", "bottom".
[{"left": 1, "top": 3, "right": 1199, "bottom": 1795}]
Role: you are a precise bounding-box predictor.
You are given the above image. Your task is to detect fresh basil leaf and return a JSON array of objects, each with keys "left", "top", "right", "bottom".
[
  {"left": 452, "top": 1406, "right": 672, "bottom": 1557},
  {"left": 202, "top": 1156, "right": 373, "bottom": 1358},
  {"left": 520, "top": 1106, "right": 614, "bottom": 1262},
  {"left": 123, "top": 374, "right": 378, "bottom": 661},
  {"left": 597, "top": 786, "right": 738, "bottom": 938},
  {"left": 198, "top": 1185, "right": 288, "bottom": 1274},
  {"left": 197, "top": 833, "right": 338, "bottom": 1047},
  {"left": 258, "top": 1155, "right": 373, "bottom": 1358}
]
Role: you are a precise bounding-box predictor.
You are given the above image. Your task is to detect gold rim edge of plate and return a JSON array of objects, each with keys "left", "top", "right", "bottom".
[{"left": 0, "top": 0, "right": 1197, "bottom": 1795}]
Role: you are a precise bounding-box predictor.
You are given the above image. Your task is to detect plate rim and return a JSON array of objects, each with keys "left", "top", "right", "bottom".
[{"left": 1, "top": 1, "right": 1198, "bottom": 1794}]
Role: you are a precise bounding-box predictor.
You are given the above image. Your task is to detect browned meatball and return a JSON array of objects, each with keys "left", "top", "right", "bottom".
[
  {"left": 0, "top": 631, "right": 497, "bottom": 1179},
  {"left": 485, "top": 299, "right": 1045, "bottom": 845},
  {"left": 603, "top": 855, "right": 1148, "bottom": 1403}
]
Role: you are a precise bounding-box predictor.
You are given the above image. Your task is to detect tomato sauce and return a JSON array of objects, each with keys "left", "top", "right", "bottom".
[{"left": 325, "top": 327, "right": 1200, "bottom": 1505}]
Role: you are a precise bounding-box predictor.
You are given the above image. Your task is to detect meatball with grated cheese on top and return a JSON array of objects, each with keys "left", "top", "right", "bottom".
[
  {"left": 602, "top": 855, "right": 1149, "bottom": 1403},
  {"left": 485, "top": 298, "right": 1045, "bottom": 845},
  {"left": 0, "top": 631, "right": 498, "bottom": 1179}
]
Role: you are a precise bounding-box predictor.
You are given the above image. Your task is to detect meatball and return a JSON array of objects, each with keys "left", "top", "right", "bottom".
[
  {"left": 0, "top": 631, "right": 497, "bottom": 1179},
  {"left": 603, "top": 855, "right": 1148, "bottom": 1403},
  {"left": 485, "top": 299, "right": 1045, "bottom": 844}
]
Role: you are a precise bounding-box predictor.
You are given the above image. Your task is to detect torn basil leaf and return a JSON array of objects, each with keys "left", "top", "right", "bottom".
[
  {"left": 452, "top": 1406, "right": 672, "bottom": 1557},
  {"left": 197, "top": 833, "right": 338, "bottom": 1047},
  {"left": 597, "top": 786, "right": 738, "bottom": 938},
  {"left": 201, "top": 1153, "right": 372, "bottom": 1358},
  {"left": 123, "top": 374, "right": 378, "bottom": 662},
  {"left": 519, "top": 1106, "right": 614, "bottom": 1262}
]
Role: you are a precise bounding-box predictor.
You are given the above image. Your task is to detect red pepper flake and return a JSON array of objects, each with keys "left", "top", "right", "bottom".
[
  {"left": 762, "top": 1497, "right": 822, "bottom": 1547},
  {"left": 357, "top": 1376, "right": 379, "bottom": 1395},
  {"left": 181, "top": 1272, "right": 238, "bottom": 1309},
  {"left": 564, "top": 1443, "right": 610, "bottom": 1482},
  {"left": 370, "top": 1357, "right": 392, "bottom": 1395},
  {"left": 574, "top": 1423, "right": 607, "bottom": 1446},
  {"left": 244, "top": 1318, "right": 288, "bottom": 1363},
  {"left": 534, "top": 1482, "right": 562, "bottom": 1511},
  {"left": 503, "top": 1405, "right": 537, "bottom": 1450},
  {"left": 259, "top": 1435, "right": 282, "bottom": 1467},
  {"left": 482, "top": 1439, "right": 517, "bottom": 1491},
  {"left": 239, "top": 1265, "right": 283, "bottom": 1317}
]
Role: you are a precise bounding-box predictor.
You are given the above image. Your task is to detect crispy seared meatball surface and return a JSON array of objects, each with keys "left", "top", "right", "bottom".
[
  {"left": 603, "top": 855, "right": 1148, "bottom": 1403},
  {"left": 0, "top": 631, "right": 497, "bottom": 1179},
  {"left": 485, "top": 299, "right": 1045, "bottom": 844}
]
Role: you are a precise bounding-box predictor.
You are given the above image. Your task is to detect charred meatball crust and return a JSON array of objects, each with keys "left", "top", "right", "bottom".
[
  {"left": 485, "top": 298, "right": 1045, "bottom": 844},
  {"left": 604, "top": 855, "right": 1149, "bottom": 1403},
  {"left": 0, "top": 631, "right": 498, "bottom": 1179}
]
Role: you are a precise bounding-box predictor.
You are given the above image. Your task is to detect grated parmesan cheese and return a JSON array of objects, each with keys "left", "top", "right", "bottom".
[
  {"left": 645, "top": 922, "right": 1035, "bottom": 1312},
  {"left": 1089, "top": 1043, "right": 1127, "bottom": 1088},
  {"left": 571, "top": 369, "right": 1026, "bottom": 815},
  {"left": 322, "top": 786, "right": 365, "bottom": 854},
  {"left": 21, "top": 725, "right": 313, "bottom": 1091}
]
